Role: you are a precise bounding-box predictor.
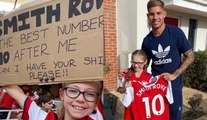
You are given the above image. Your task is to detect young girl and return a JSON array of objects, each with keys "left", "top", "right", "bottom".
[
  {"left": 118, "top": 50, "right": 173, "bottom": 120},
  {"left": 3, "top": 81, "right": 103, "bottom": 120},
  {"left": 117, "top": 50, "right": 151, "bottom": 94}
]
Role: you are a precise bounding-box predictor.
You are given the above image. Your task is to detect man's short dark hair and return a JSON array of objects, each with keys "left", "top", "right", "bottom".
[{"left": 147, "top": 0, "right": 165, "bottom": 11}]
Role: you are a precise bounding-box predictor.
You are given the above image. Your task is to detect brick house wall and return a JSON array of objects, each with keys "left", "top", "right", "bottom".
[{"left": 103, "top": 0, "right": 118, "bottom": 91}]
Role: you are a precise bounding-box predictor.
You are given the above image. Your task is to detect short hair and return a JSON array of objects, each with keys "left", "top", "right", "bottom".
[
  {"left": 22, "top": 86, "right": 30, "bottom": 94},
  {"left": 147, "top": 0, "right": 165, "bottom": 11},
  {"left": 37, "top": 95, "right": 53, "bottom": 107}
]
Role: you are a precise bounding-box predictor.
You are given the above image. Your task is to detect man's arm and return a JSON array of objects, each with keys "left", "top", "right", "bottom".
[
  {"left": 162, "top": 49, "right": 194, "bottom": 81},
  {"left": 173, "top": 49, "right": 194, "bottom": 77}
]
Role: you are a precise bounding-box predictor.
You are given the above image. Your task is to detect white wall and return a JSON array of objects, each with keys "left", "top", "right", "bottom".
[
  {"left": 167, "top": 10, "right": 207, "bottom": 51},
  {"left": 117, "top": 0, "right": 138, "bottom": 54},
  {"left": 164, "top": 0, "right": 207, "bottom": 17},
  {"left": 117, "top": 0, "right": 152, "bottom": 68},
  {"left": 137, "top": 0, "right": 149, "bottom": 49},
  {"left": 117, "top": 0, "right": 138, "bottom": 68},
  {"left": 195, "top": 19, "right": 207, "bottom": 51}
]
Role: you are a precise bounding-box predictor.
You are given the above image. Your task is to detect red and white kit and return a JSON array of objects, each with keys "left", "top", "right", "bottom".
[
  {"left": 122, "top": 75, "right": 173, "bottom": 120},
  {"left": 23, "top": 98, "right": 103, "bottom": 120}
]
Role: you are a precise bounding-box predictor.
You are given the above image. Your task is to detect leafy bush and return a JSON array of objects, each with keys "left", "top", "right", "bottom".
[
  {"left": 184, "top": 51, "right": 207, "bottom": 92},
  {"left": 188, "top": 94, "right": 203, "bottom": 110},
  {"left": 182, "top": 94, "right": 205, "bottom": 120}
]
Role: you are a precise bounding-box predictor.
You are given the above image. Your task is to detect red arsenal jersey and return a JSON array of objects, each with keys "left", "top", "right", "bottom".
[{"left": 123, "top": 71, "right": 173, "bottom": 120}]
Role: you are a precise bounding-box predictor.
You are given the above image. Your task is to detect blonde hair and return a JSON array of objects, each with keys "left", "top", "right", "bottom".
[
  {"left": 131, "top": 49, "right": 148, "bottom": 62},
  {"left": 125, "top": 50, "right": 148, "bottom": 81},
  {"left": 56, "top": 81, "right": 103, "bottom": 118},
  {"left": 56, "top": 102, "right": 64, "bottom": 118}
]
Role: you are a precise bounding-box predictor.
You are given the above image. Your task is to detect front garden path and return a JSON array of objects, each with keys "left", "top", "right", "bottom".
[{"left": 110, "top": 87, "right": 207, "bottom": 120}]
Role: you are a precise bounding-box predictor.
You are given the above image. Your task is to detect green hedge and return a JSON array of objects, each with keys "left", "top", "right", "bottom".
[{"left": 183, "top": 51, "right": 207, "bottom": 92}]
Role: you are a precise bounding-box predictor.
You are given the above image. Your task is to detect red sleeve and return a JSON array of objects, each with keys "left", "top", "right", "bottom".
[
  {"left": 81, "top": 116, "right": 93, "bottom": 120},
  {"left": 124, "top": 104, "right": 134, "bottom": 120},
  {"left": 124, "top": 73, "right": 128, "bottom": 79},
  {"left": 12, "top": 100, "right": 19, "bottom": 107},
  {"left": 97, "top": 101, "right": 104, "bottom": 116},
  {"left": 22, "top": 98, "right": 32, "bottom": 120},
  {"left": 45, "top": 112, "right": 58, "bottom": 120}
]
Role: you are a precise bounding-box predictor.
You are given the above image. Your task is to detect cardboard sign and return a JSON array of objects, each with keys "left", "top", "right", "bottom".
[{"left": 0, "top": 0, "right": 104, "bottom": 85}]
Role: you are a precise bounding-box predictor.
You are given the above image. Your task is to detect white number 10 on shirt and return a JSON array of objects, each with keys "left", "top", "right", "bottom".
[{"left": 142, "top": 94, "right": 165, "bottom": 118}]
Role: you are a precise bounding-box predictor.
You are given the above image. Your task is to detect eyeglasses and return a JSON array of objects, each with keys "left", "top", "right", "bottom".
[
  {"left": 63, "top": 87, "right": 99, "bottom": 102},
  {"left": 131, "top": 61, "right": 145, "bottom": 66}
]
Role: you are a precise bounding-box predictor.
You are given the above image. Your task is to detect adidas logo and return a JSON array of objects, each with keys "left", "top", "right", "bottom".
[
  {"left": 152, "top": 44, "right": 172, "bottom": 65},
  {"left": 152, "top": 44, "right": 170, "bottom": 58}
]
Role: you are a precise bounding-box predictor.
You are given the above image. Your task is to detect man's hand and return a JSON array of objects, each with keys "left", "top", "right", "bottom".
[{"left": 161, "top": 73, "right": 177, "bottom": 81}]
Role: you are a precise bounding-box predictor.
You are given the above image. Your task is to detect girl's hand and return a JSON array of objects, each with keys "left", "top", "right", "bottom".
[
  {"left": 117, "top": 87, "right": 126, "bottom": 94},
  {"left": 118, "top": 68, "right": 128, "bottom": 79}
]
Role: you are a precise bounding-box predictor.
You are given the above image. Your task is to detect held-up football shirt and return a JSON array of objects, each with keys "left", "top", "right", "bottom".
[{"left": 123, "top": 73, "right": 173, "bottom": 120}]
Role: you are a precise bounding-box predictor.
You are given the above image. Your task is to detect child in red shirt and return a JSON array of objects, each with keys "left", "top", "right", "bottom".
[
  {"left": 118, "top": 50, "right": 173, "bottom": 120},
  {"left": 4, "top": 81, "right": 103, "bottom": 120}
]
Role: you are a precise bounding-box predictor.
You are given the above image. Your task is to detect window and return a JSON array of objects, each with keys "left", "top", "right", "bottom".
[
  {"left": 164, "top": 17, "right": 178, "bottom": 27},
  {"left": 188, "top": 19, "right": 197, "bottom": 49}
]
